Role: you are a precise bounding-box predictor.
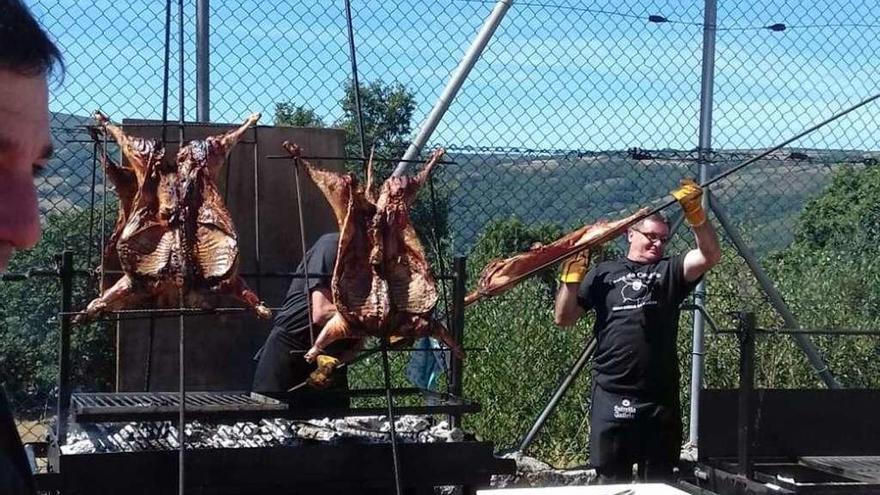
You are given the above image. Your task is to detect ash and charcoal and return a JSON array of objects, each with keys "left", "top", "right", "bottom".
[
  {"left": 490, "top": 452, "right": 597, "bottom": 488},
  {"left": 434, "top": 452, "right": 598, "bottom": 494},
  {"left": 61, "top": 415, "right": 464, "bottom": 455}
]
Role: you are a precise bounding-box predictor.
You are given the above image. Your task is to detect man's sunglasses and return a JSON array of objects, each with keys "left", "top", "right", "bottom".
[{"left": 632, "top": 228, "right": 668, "bottom": 245}]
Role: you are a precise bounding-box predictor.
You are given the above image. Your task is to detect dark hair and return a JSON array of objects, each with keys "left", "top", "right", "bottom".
[
  {"left": 0, "top": 0, "right": 63, "bottom": 78},
  {"left": 631, "top": 212, "right": 669, "bottom": 231}
]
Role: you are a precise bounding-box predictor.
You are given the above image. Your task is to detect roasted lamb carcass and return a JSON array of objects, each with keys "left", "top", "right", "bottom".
[
  {"left": 464, "top": 208, "right": 649, "bottom": 306},
  {"left": 283, "top": 143, "right": 462, "bottom": 362},
  {"left": 75, "top": 112, "right": 271, "bottom": 323},
  {"left": 88, "top": 127, "right": 138, "bottom": 293}
]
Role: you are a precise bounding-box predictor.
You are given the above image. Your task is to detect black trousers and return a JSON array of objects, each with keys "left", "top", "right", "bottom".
[
  {"left": 0, "top": 387, "right": 34, "bottom": 495},
  {"left": 252, "top": 328, "right": 350, "bottom": 409},
  {"left": 589, "top": 383, "right": 681, "bottom": 484}
]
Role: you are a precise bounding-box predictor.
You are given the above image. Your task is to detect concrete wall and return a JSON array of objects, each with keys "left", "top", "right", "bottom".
[{"left": 113, "top": 120, "right": 345, "bottom": 391}]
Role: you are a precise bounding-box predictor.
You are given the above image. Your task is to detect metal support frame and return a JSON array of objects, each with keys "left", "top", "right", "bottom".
[
  {"left": 144, "top": 318, "right": 155, "bottom": 390},
  {"left": 449, "top": 257, "right": 467, "bottom": 428},
  {"left": 344, "top": 0, "right": 367, "bottom": 158},
  {"left": 196, "top": 0, "right": 209, "bottom": 121},
  {"left": 290, "top": 154, "right": 317, "bottom": 347},
  {"left": 394, "top": 0, "right": 513, "bottom": 175},
  {"left": 688, "top": 0, "right": 718, "bottom": 447},
  {"left": 735, "top": 312, "right": 755, "bottom": 480},
  {"left": 518, "top": 337, "right": 597, "bottom": 453},
  {"left": 178, "top": 294, "right": 186, "bottom": 495},
  {"left": 52, "top": 441, "right": 513, "bottom": 494},
  {"left": 380, "top": 340, "right": 403, "bottom": 495},
  {"left": 175, "top": 1, "right": 187, "bottom": 492},
  {"left": 71, "top": 388, "right": 480, "bottom": 423},
  {"left": 252, "top": 125, "right": 262, "bottom": 296},
  {"left": 710, "top": 200, "right": 841, "bottom": 388},
  {"left": 56, "top": 251, "right": 74, "bottom": 446}
]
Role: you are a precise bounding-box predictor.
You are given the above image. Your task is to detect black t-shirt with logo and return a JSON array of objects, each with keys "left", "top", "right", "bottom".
[
  {"left": 252, "top": 232, "right": 355, "bottom": 395},
  {"left": 272, "top": 232, "right": 340, "bottom": 350},
  {"left": 577, "top": 255, "right": 699, "bottom": 400}
]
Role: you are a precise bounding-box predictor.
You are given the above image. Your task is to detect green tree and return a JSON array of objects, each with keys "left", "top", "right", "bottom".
[
  {"left": 777, "top": 163, "right": 880, "bottom": 334},
  {"left": 793, "top": 164, "right": 880, "bottom": 250},
  {"left": 0, "top": 206, "right": 115, "bottom": 412},
  {"left": 274, "top": 102, "right": 324, "bottom": 127},
  {"left": 340, "top": 80, "right": 416, "bottom": 169},
  {"left": 695, "top": 163, "right": 880, "bottom": 394}
]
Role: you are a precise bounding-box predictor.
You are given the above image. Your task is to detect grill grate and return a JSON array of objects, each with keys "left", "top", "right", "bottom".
[
  {"left": 71, "top": 389, "right": 479, "bottom": 423},
  {"left": 74, "top": 391, "right": 267, "bottom": 408},
  {"left": 801, "top": 456, "right": 880, "bottom": 483},
  {"left": 72, "top": 391, "right": 287, "bottom": 423}
]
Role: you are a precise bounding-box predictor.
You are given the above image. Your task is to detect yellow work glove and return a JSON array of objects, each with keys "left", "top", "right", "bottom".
[
  {"left": 671, "top": 179, "right": 706, "bottom": 227},
  {"left": 559, "top": 249, "right": 590, "bottom": 284},
  {"left": 307, "top": 355, "right": 340, "bottom": 389}
]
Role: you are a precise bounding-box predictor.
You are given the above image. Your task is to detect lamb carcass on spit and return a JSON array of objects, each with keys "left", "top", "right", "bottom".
[
  {"left": 75, "top": 112, "right": 271, "bottom": 323},
  {"left": 464, "top": 208, "right": 649, "bottom": 306},
  {"left": 282, "top": 143, "right": 462, "bottom": 362},
  {"left": 88, "top": 126, "right": 138, "bottom": 293}
]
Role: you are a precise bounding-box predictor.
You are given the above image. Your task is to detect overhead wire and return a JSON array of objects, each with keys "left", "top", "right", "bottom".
[{"left": 452, "top": 0, "right": 879, "bottom": 31}]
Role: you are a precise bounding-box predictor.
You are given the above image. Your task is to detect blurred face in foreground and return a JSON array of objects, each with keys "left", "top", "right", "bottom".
[
  {"left": 0, "top": 70, "right": 51, "bottom": 272},
  {"left": 626, "top": 217, "right": 669, "bottom": 264}
]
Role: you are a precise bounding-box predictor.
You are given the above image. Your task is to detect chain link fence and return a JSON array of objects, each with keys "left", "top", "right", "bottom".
[{"left": 3, "top": 0, "right": 880, "bottom": 468}]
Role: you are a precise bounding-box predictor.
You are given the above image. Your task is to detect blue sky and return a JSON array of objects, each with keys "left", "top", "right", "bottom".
[{"left": 32, "top": 0, "right": 880, "bottom": 152}]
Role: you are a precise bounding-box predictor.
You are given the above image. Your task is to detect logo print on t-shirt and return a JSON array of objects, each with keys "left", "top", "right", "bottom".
[
  {"left": 612, "top": 271, "right": 662, "bottom": 311},
  {"left": 613, "top": 397, "right": 636, "bottom": 419}
]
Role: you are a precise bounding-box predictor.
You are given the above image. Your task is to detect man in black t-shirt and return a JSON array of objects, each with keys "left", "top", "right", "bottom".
[
  {"left": 252, "top": 232, "right": 362, "bottom": 405},
  {"left": 554, "top": 180, "right": 721, "bottom": 483}
]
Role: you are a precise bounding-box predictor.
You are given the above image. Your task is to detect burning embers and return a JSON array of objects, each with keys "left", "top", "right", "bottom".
[{"left": 61, "top": 415, "right": 465, "bottom": 454}]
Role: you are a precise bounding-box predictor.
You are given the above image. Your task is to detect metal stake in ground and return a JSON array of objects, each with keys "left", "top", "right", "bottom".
[
  {"left": 381, "top": 338, "right": 403, "bottom": 495},
  {"left": 57, "top": 251, "right": 74, "bottom": 446},
  {"left": 253, "top": 125, "right": 262, "bottom": 296},
  {"left": 290, "top": 154, "right": 316, "bottom": 348},
  {"left": 343, "top": 0, "right": 366, "bottom": 162},
  {"left": 176, "top": 0, "right": 185, "bottom": 491}
]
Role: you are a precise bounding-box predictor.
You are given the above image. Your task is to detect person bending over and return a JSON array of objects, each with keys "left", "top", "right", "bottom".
[{"left": 252, "top": 233, "right": 363, "bottom": 407}]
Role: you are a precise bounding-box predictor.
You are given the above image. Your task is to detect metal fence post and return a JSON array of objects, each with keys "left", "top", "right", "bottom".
[
  {"left": 196, "top": 0, "right": 210, "bottom": 122},
  {"left": 394, "top": 0, "right": 513, "bottom": 175},
  {"left": 56, "top": 251, "right": 74, "bottom": 446},
  {"left": 689, "top": 0, "right": 717, "bottom": 447}
]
